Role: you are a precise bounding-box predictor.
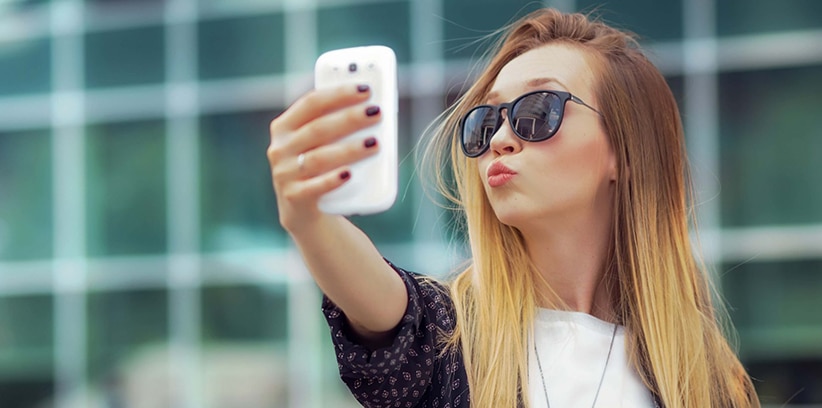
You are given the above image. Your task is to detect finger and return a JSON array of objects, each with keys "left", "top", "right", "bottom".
[
  {"left": 282, "top": 167, "right": 353, "bottom": 203},
  {"left": 291, "top": 136, "right": 380, "bottom": 180},
  {"left": 273, "top": 84, "right": 371, "bottom": 133},
  {"left": 291, "top": 104, "right": 381, "bottom": 154}
]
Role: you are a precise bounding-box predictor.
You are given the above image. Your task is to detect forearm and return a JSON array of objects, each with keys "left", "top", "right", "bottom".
[
  {"left": 290, "top": 213, "right": 408, "bottom": 337},
  {"left": 268, "top": 85, "right": 406, "bottom": 342}
]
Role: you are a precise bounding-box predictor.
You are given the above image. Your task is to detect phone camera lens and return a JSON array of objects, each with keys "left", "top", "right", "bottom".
[{"left": 348, "top": 63, "right": 357, "bottom": 72}]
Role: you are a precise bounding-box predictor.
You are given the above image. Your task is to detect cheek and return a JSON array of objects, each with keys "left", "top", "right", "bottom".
[
  {"left": 539, "top": 130, "right": 613, "bottom": 184},
  {"left": 476, "top": 157, "right": 491, "bottom": 181}
]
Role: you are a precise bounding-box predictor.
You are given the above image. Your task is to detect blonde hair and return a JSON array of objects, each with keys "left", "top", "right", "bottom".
[{"left": 422, "top": 8, "right": 759, "bottom": 408}]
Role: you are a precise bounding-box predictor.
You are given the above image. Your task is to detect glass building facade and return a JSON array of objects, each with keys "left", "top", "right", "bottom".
[{"left": 0, "top": 0, "right": 820, "bottom": 406}]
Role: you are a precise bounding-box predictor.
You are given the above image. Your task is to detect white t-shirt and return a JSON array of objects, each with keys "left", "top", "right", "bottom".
[{"left": 528, "top": 308, "right": 655, "bottom": 408}]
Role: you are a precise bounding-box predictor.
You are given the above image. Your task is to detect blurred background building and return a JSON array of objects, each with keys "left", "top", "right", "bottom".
[{"left": 0, "top": 0, "right": 820, "bottom": 407}]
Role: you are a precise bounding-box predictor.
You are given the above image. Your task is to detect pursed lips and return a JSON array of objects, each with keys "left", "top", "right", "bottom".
[{"left": 486, "top": 161, "right": 517, "bottom": 187}]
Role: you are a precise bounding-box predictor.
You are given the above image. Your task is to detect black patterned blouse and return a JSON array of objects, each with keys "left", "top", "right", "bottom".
[
  {"left": 322, "top": 261, "right": 469, "bottom": 408},
  {"left": 321, "top": 261, "right": 664, "bottom": 408}
]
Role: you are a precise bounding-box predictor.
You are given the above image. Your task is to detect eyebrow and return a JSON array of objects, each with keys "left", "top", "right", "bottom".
[{"left": 486, "top": 77, "right": 570, "bottom": 103}]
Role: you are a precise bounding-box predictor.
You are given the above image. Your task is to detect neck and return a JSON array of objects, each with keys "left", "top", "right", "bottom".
[{"left": 521, "top": 209, "right": 615, "bottom": 322}]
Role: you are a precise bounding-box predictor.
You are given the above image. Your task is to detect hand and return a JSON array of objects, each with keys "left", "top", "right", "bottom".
[{"left": 267, "top": 84, "right": 381, "bottom": 234}]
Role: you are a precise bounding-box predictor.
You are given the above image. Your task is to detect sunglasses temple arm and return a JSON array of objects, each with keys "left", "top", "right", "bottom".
[{"left": 571, "top": 95, "right": 603, "bottom": 116}]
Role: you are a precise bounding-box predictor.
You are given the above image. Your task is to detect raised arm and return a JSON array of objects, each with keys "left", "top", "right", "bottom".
[{"left": 267, "top": 84, "right": 407, "bottom": 346}]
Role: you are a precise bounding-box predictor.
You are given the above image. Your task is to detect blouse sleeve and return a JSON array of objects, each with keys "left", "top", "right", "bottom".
[{"left": 321, "top": 260, "right": 455, "bottom": 408}]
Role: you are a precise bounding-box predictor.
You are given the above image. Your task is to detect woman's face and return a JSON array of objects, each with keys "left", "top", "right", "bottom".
[{"left": 476, "top": 43, "right": 616, "bottom": 230}]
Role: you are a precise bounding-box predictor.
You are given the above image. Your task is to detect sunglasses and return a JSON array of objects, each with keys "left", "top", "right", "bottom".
[{"left": 459, "top": 90, "right": 601, "bottom": 157}]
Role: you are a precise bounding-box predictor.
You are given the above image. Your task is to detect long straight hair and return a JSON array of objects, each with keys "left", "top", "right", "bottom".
[{"left": 422, "top": 8, "right": 759, "bottom": 408}]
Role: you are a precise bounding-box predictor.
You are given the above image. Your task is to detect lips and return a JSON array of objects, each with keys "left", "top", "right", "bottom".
[{"left": 486, "top": 161, "right": 517, "bottom": 187}]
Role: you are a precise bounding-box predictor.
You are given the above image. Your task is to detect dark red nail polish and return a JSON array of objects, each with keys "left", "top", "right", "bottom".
[
  {"left": 365, "top": 106, "right": 380, "bottom": 117},
  {"left": 364, "top": 137, "right": 377, "bottom": 148},
  {"left": 357, "top": 84, "right": 369, "bottom": 93},
  {"left": 340, "top": 170, "right": 351, "bottom": 180}
]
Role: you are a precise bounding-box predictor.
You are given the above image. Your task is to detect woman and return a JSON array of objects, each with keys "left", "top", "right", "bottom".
[{"left": 267, "top": 8, "right": 760, "bottom": 408}]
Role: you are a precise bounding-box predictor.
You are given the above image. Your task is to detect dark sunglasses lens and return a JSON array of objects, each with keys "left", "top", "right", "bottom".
[
  {"left": 510, "top": 92, "right": 562, "bottom": 141},
  {"left": 462, "top": 106, "right": 500, "bottom": 156}
]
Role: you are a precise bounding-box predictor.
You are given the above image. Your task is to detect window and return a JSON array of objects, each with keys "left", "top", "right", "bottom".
[
  {"left": 719, "top": 65, "right": 822, "bottom": 227},
  {"left": 318, "top": 2, "right": 411, "bottom": 63},
  {"left": 577, "top": 0, "right": 683, "bottom": 41},
  {"left": 201, "top": 284, "right": 287, "bottom": 342},
  {"left": 198, "top": 13, "right": 285, "bottom": 79},
  {"left": 718, "top": 0, "right": 822, "bottom": 36},
  {"left": 85, "top": 26, "right": 165, "bottom": 88},
  {"left": 0, "top": 38, "right": 51, "bottom": 96},
  {"left": 722, "top": 259, "right": 822, "bottom": 404},
  {"left": 86, "top": 289, "right": 169, "bottom": 399},
  {"left": 199, "top": 110, "right": 286, "bottom": 252},
  {"left": 86, "top": 120, "right": 167, "bottom": 256},
  {"left": 200, "top": 284, "right": 289, "bottom": 406},
  {"left": 442, "top": 0, "right": 541, "bottom": 60},
  {"left": 0, "top": 294, "right": 54, "bottom": 408},
  {"left": 0, "top": 128, "right": 52, "bottom": 260}
]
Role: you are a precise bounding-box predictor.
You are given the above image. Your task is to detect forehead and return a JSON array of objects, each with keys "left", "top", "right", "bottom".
[{"left": 489, "top": 43, "right": 597, "bottom": 102}]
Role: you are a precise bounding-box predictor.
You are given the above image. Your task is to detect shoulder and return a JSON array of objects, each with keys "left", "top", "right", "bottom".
[
  {"left": 385, "top": 259, "right": 451, "bottom": 303},
  {"left": 387, "top": 260, "right": 448, "bottom": 294},
  {"left": 384, "top": 259, "right": 456, "bottom": 333}
]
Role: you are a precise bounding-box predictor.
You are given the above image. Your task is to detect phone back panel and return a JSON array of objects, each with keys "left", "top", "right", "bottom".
[{"left": 314, "top": 46, "right": 398, "bottom": 215}]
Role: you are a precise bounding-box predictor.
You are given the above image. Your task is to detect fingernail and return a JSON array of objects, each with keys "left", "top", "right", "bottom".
[
  {"left": 365, "top": 106, "right": 380, "bottom": 117},
  {"left": 357, "top": 84, "right": 369, "bottom": 93},
  {"left": 340, "top": 170, "right": 351, "bottom": 180},
  {"left": 364, "top": 137, "right": 377, "bottom": 148}
]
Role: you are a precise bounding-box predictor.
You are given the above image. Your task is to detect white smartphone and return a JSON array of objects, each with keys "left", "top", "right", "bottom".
[{"left": 314, "top": 45, "right": 398, "bottom": 215}]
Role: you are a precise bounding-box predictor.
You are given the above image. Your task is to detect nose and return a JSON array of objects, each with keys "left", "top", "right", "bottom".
[{"left": 488, "top": 109, "right": 523, "bottom": 156}]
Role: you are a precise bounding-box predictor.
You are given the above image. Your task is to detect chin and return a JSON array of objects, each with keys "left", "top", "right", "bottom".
[{"left": 490, "top": 207, "right": 532, "bottom": 230}]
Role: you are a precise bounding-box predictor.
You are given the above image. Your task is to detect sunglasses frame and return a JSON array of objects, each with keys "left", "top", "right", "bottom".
[{"left": 459, "top": 89, "right": 601, "bottom": 157}]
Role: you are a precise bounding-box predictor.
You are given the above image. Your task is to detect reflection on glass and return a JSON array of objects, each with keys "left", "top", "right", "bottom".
[
  {"left": 199, "top": 110, "right": 285, "bottom": 252},
  {"left": 723, "top": 260, "right": 822, "bottom": 333},
  {"left": 198, "top": 0, "right": 281, "bottom": 10},
  {"left": 86, "top": 289, "right": 169, "bottom": 405},
  {"left": 201, "top": 284, "right": 287, "bottom": 342},
  {"left": 577, "top": 0, "right": 682, "bottom": 41},
  {"left": 717, "top": 0, "right": 822, "bottom": 36},
  {"left": 200, "top": 285, "right": 289, "bottom": 406},
  {"left": 85, "top": 26, "right": 165, "bottom": 88},
  {"left": 719, "top": 66, "right": 822, "bottom": 227},
  {"left": 665, "top": 75, "right": 684, "bottom": 111},
  {"left": 4, "top": 0, "right": 50, "bottom": 9},
  {"left": 722, "top": 259, "right": 822, "bottom": 404},
  {"left": 86, "top": 120, "right": 167, "bottom": 256},
  {"left": 0, "top": 38, "right": 51, "bottom": 96},
  {"left": 87, "top": 0, "right": 162, "bottom": 4},
  {"left": 442, "top": 0, "right": 540, "bottom": 60},
  {"left": 0, "top": 294, "right": 54, "bottom": 407},
  {"left": 198, "top": 13, "right": 285, "bottom": 79},
  {"left": 0, "top": 129, "right": 52, "bottom": 260},
  {"left": 318, "top": 2, "right": 411, "bottom": 63},
  {"left": 0, "top": 378, "right": 54, "bottom": 408}
]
